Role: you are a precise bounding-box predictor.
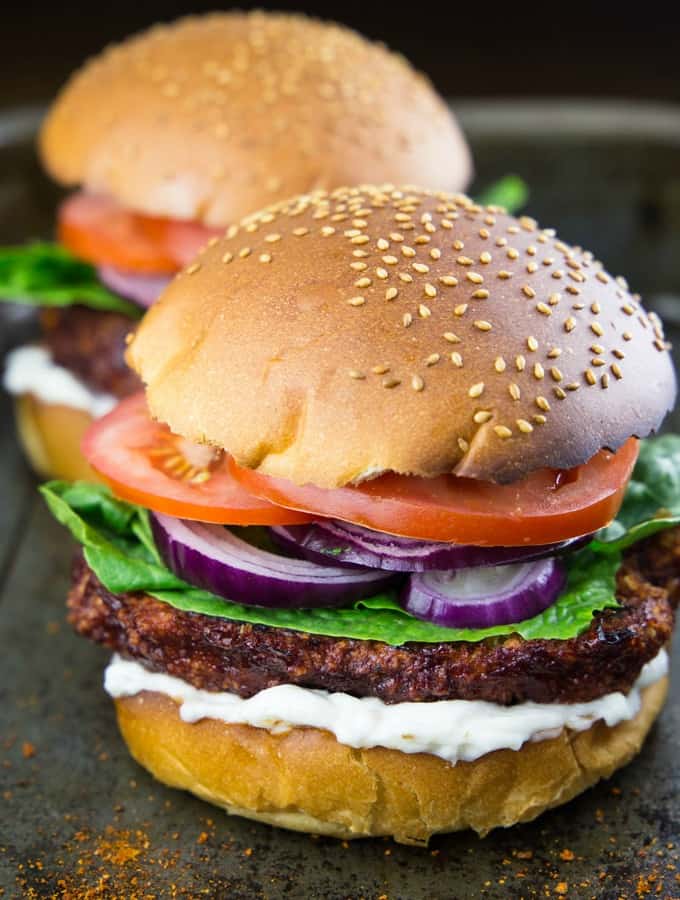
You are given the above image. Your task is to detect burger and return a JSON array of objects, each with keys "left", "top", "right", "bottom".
[
  {"left": 0, "top": 12, "right": 471, "bottom": 482},
  {"left": 43, "top": 186, "right": 679, "bottom": 844}
]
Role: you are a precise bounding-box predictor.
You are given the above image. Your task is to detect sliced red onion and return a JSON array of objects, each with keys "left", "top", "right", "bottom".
[
  {"left": 97, "top": 266, "right": 172, "bottom": 308},
  {"left": 401, "top": 558, "right": 566, "bottom": 628},
  {"left": 151, "top": 513, "right": 394, "bottom": 609},
  {"left": 271, "top": 520, "right": 589, "bottom": 573}
]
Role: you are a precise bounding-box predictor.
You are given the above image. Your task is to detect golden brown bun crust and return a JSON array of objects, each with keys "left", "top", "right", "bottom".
[
  {"left": 39, "top": 13, "right": 471, "bottom": 226},
  {"left": 128, "top": 186, "right": 676, "bottom": 488},
  {"left": 115, "top": 677, "right": 667, "bottom": 845},
  {"left": 14, "top": 394, "right": 99, "bottom": 482}
]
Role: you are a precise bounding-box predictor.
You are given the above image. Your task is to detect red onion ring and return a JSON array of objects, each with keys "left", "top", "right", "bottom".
[
  {"left": 151, "top": 513, "right": 394, "bottom": 609},
  {"left": 271, "top": 520, "right": 589, "bottom": 572},
  {"left": 401, "top": 558, "right": 566, "bottom": 628},
  {"left": 97, "top": 266, "right": 172, "bottom": 308}
]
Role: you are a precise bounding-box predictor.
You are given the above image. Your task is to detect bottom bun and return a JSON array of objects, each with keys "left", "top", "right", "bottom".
[
  {"left": 115, "top": 677, "right": 667, "bottom": 845},
  {"left": 14, "top": 394, "right": 99, "bottom": 482}
]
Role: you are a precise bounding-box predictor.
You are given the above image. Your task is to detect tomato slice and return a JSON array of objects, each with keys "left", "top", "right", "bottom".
[
  {"left": 59, "top": 193, "right": 222, "bottom": 275},
  {"left": 82, "top": 394, "right": 314, "bottom": 526},
  {"left": 228, "top": 442, "right": 639, "bottom": 546}
]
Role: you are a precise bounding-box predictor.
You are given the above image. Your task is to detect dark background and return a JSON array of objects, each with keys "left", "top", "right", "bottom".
[{"left": 1, "top": 3, "right": 680, "bottom": 109}]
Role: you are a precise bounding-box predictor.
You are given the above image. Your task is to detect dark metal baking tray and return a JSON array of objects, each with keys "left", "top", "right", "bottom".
[{"left": 1, "top": 100, "right": 679, "bottom": 899}]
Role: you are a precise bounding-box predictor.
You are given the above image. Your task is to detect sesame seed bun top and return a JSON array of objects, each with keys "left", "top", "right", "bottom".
[
  {"left": 39, "top": 13, "right": 471, "bottom": 227},
  {"left": 127, "top": 185, "right": 676, "bottom": 488}
]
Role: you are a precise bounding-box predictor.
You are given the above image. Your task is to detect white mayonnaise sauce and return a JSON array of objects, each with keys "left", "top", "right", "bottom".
[
  {"left": 104, "top": 649, "right": 667, "bottom": 765},
  {"left": 3, "top": 345, "right": 116, "bottom": 418}
]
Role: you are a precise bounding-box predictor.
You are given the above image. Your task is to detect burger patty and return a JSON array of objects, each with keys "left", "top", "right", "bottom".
[
  {"left": 41, "top": 306, "right": 141, "bottom": 398},
  {"left": 68, "top": 528, "right": 680, "bottom": 706}
]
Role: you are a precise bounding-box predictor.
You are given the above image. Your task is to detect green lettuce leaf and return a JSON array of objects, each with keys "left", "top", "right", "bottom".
[
  {"left": 38, "top": 434, "right": 680, "bottom": 647},
  {"left": 39, "top": 481, "right": 621, "bottom": 646},
  {"left": 593, "top": 434, "right": 680, "bottom": 553},
  {"left": 0, "top": 242, "right": 141, "bottom": 317},
  {"left": 476, "top": 176, "right": 529, "bottom": 214}
]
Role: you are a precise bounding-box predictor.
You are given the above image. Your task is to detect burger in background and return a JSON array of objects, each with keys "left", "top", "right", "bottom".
[
  {"left": 0, "top": 11, "right": 472, "bottom": 481},
  {"left": 44, "top": 185, "right": 679, "bottom": 843}
]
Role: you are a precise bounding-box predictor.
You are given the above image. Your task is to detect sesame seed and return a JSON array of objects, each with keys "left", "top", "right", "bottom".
[
  {"left": 354, "top": 277, "right": 371, "bottom": 288},
  {"left": 547, "top": 348, "right": 562, "bottom": 359},
  {"left": 403, "top": 313, "right": 413, "bottom": 327},
  {"left": 454, "top": 304, "right": 468, "bottom": 316},
  {"left": 516, "top": 355, "right": 526, "bottom": 371},
  {"left": 399, "top": 272, "right": 413, "bottom": 283},
  {"left": 536, "top": 302, "right": 552, "bottom": 316},
  {"left": 439, "top": 275, "right": 458, "bottom": 286},
  {"left": 533, "top": 363, "right": 545, "bottom": 380},
  {"left": 348, "top": 369, "right": 365, "bottom": 380},
  {"left": 507, "top": 248, "right": 520, "bottom": 260},
  {"left": 259, "top": 253, "right": 272, "bottom": 263},
  {"left": 265, "top": 233, "right": 281, "bottom": 243},
  {"left": 351, "top": 262, "right": 368, "bottom": 271},
  {"left": 527, "top": 262, "right": 538, "bottom": 273},
  {"left": 516, "top": 419, "right": 534, "bottom": 434},
  {"left": 382, "top": 255, "right": 398, "bottom": 266},
  {"left": 385, "top": 287, "right": 399, "bottom": 301},
  {"left": 473, "top": 410, "right": 492, "bottom": 424},
  {"left": 522, "top": 285, "right": 536, "bottom": 299},
  {"left": 494, "top": 356, "right": 507, "bottom": 373},
  {"left": 430, "top": 248, "right": 442, "bottom": 260},
  {"left": 533, "top": 414, "right": 548, "bottom": 425},
  {"left": 443, "top": 332, "right": 461, "bottom": 343},
  {"left": 613, "top": 348, "right": 625, "bottom": 359},
  {"left": 590, "top": 343, "right": 605, "bottom": 355},
  {"left": 375, "top": 267, "right": 389, "bottom": 280},
  {"left": 527, "top": 336, "right": 539, "bottom": 352},
  {"left": 352, "top": 249, "right": 369, "bottom": 258},
  {"left": 414, "top": 235, "right": 430, "bottom": 245},
  {"left": 321, "top": 226, "right": 335, "bottom": 237},
  {"left": 596, "top": 271, "right": 609, "bottom": 284},
  {"left": 480, "top": 251, "right": 492, "bottom": 264},
  {"left": 622, "top": 304, "right": 635, "bottom": 316},
  {"left": 535, "top": 396, "right": 551, "bottom": 412},
  {"left": 383, "top": 377, "right": 401, "bottom": 389},
  {"left": 554, "top": 386, "right": 567, "bottom": 399},
  {"left": 226, "top": 225, "right": 238, "bottom": 240},
  {"left": 466, "top": 272, "right": 484, "bottom": 284},
  {"left": 552, "top": 270, "right": 564, "bottom": 280},
  {"left": 509, "top": 383, "right": 521, "bottom": 401},
  {"left": 623, "top": 331, "right": 632, "bottom": 341},
  {"left": 468, "top": 382, "right": 485, "bottom": 398},
  {"left": 475, "top": 320, "right": 493, "bottom": 332},
  {"left": 611, "top": 363, "right": 623, "bottom": 379},
  {"left": 495, "top": 237, "right": 508, "bottom": 247},
  {"left": 592, "top": 357, "right": 605, "bottom": 367},
  {"left": 458, "top": 437, "right": 469, "bottom": 452},
  {"left": 425, "top": 354, "right": 440, "bottom": 368},
  {"left": 472, "top": 288, "right": 490, "bottom": 300},
  {"left": 566, "top": 382, "right": 580, "bottom": 391},
  {"left": 186, "top": 263, "right": 201, "bottom": 275},
  {"left": 550, "top": 367, "right": 563, "bottom": 382},
  {"left": 348, "top": 296, "right": 366, "bottom": 307},
  {"left": 418, "top": 304, "right": 431, "bottom": 318},
  {"left": 376, "top": 238, "right": 390, "bottom": 251},
  {"left": 585, "top": 369, "right": 597, "bottom": 386},
  {"left": 351, "top": 235, "right": 370, "bottom": 245},
  {"left": 222, "top": 251, "right": 233, "bottom": 264},
  {"left": 401, "top": 246, "right": 416, "bottom": 258},
  {"left": 457, "top": 256, "right": 474, "bottom": 266},
  {"left": 590, "top": 322, "right": 604, "bottom": 337},
  {"left": 494, "top": 425, "right": 513, "bottom": 439},
  {"left": 601, "top": 373, "right": 610, "bottom": 389},
  {"left": 453, "top": 239, "right": 465, "bottom": 251},
  {"left": 372, "top": 364, "right": 390, "bottom": 375},
  {"left": 564, "top": 317, "right": 576, "bottom": 332},
  {"left": 413, "top": 262, "right": 430, "bottom": 274},
  {"left": 451, "top": 352, "right": 464, "bottom": 367},
  {"left": 390, "top": 232, "right": 404, "bottom": 242}
]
